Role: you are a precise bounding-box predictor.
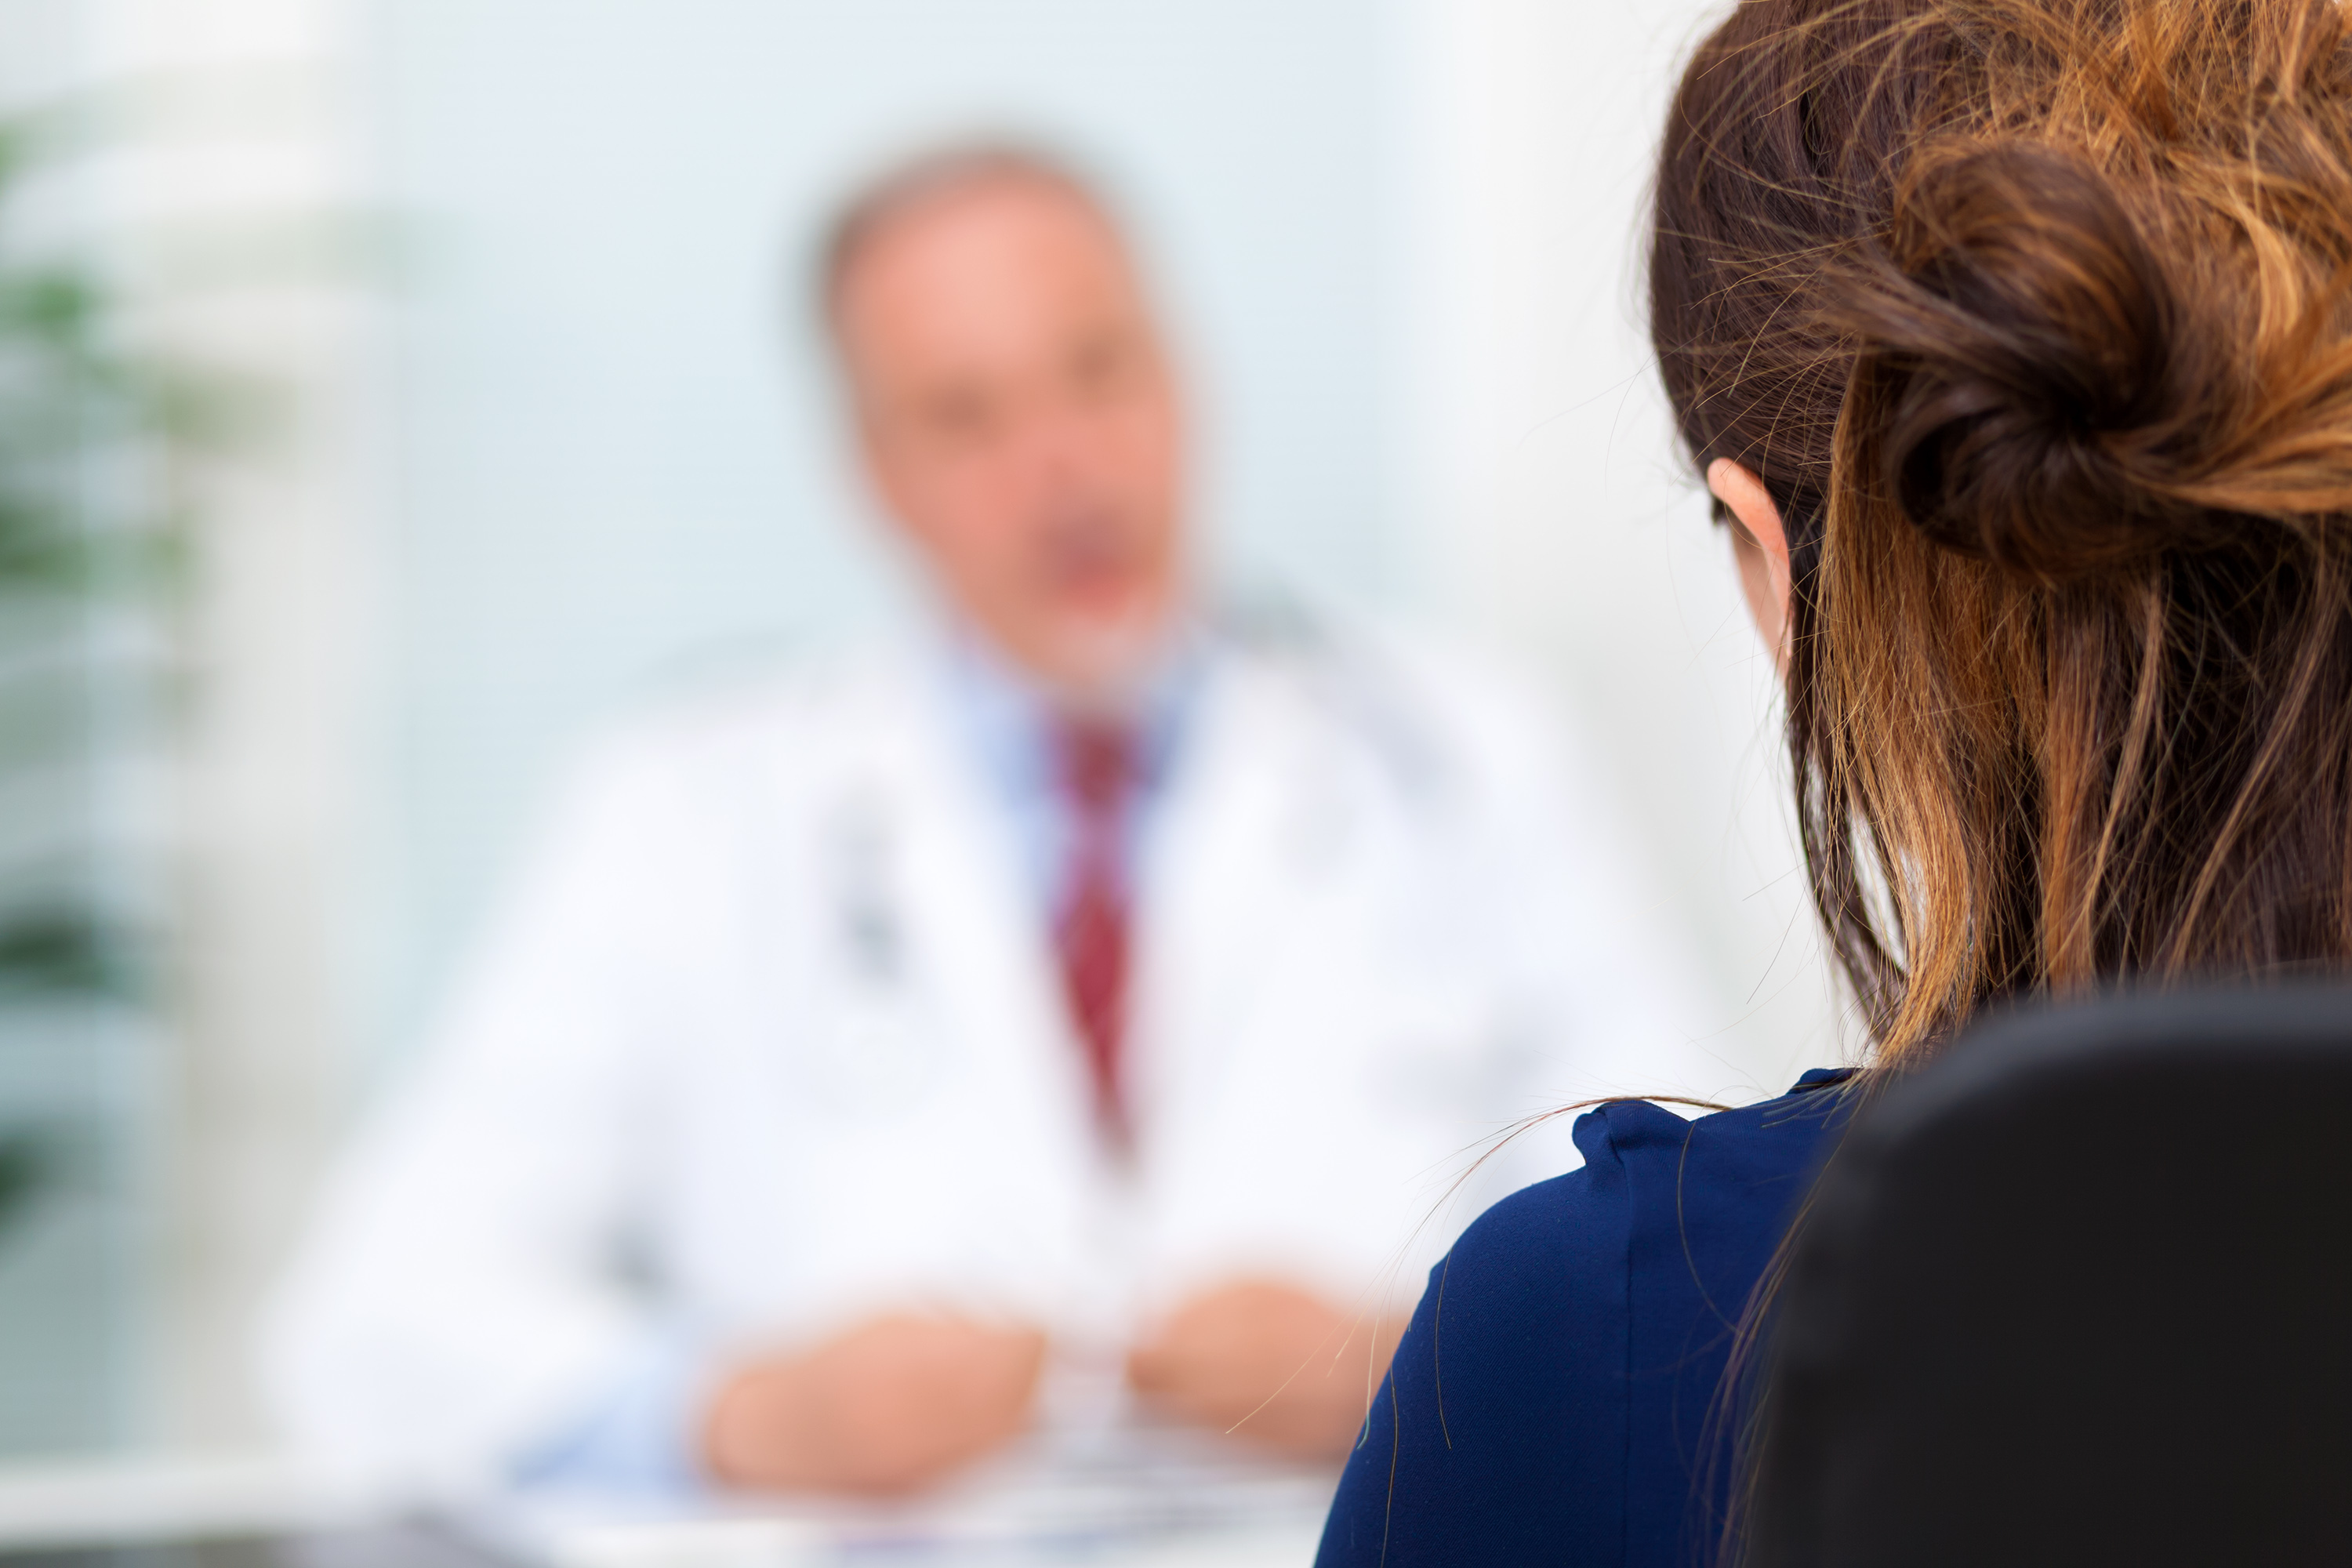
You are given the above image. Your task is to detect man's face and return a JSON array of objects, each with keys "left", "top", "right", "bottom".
[{"left": 836, "top": 178, "right": 1186, "bottom": 699}]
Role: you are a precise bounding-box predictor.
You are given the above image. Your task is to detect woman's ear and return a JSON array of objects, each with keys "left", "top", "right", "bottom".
[{"left": 1708, "top": 459, "right": 1792, "bottom": 673}]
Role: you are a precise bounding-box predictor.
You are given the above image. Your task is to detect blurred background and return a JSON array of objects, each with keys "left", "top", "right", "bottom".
[{"left": 0, "top": 0, "right": 1835, "bottom": 1468}]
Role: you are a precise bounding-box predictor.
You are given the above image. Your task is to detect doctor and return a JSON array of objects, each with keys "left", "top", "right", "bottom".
[{"left": 264, "top": 146, "right": 1708, "bottom": 1499}]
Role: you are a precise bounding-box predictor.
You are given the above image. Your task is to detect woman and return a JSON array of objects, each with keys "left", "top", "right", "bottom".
[{"left": 1316, "top": 0, "right": 2352, "bottom": 1561}]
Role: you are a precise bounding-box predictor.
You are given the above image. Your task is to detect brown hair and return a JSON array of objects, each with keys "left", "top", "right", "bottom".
[{"left": 1651, "top": 0, "right": 2352, "bottom": 1062}]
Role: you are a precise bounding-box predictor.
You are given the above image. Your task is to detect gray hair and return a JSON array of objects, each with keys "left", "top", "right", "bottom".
[{"left": 813, "top": 140, "right": 1127, "bottom": 346}]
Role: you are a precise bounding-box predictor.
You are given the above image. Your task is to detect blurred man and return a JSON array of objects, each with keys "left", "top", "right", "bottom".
[{"left": 264, "top": 147, "right": 1704, "bottom": 1498}]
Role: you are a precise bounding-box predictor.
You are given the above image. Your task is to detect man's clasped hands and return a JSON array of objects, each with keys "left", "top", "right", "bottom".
[{"left": 701, "top": 1279, "right": 1401, "bottom": 1494}]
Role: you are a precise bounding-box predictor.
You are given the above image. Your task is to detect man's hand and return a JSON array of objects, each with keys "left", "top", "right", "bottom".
[
  {"left": 1125, "top": 1279, "right": 1403, "bottom": 1458},
  {"left": 701, "top": 1315, "right": 1047, "bottom": 1494}
]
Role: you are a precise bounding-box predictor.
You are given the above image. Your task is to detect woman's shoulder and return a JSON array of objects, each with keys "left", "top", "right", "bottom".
[
  {"left": 1450, "top": 1068, "right": 1860, "bottom": 1278},
  {"left": 1376, "top": 1071, "right": 1856, "bottom": 1551},
  {"left": 1313, "top": 1071, "right": 1862, "bottom": 1566},
  {"left": 1602, "top": 1065, "right": 1858, "bottom": 1181}
]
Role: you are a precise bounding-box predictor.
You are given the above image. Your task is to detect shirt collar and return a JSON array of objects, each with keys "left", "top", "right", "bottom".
[{"left": 935, "top": 620, "right": 1204, "bottom": 805}]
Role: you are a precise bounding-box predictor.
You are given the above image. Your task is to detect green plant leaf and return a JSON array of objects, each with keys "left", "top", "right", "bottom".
[
  {"left": 0, "top": 908, "right": 144, "bottom": 1000},
  {"left": 0, "top": 1127, "right": 57, "bottom": 1244}
]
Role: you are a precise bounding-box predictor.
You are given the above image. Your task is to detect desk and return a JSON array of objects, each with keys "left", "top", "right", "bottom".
[{"left": 0, "top": 1445, "right": 1328, "bottom": 1568}]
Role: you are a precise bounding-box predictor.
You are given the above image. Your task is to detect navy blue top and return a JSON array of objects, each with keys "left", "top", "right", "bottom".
[{"left": 1316, "top": 1070, "right": 1857, "bottom": 1567}]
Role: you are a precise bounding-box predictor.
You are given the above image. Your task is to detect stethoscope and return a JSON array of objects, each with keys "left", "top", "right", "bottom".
[{"left": 820, "top": 791, "right": 909, "bottom": 996}]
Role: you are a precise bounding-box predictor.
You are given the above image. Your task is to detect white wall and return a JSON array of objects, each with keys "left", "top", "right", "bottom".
[{"left": 1399, "top": 0, "right": 1846, "bottom": 1098}]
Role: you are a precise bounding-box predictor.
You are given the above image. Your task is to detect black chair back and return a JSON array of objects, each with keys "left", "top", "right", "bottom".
[{"left": 1750, "top": 984, "right": 2352, "bottom": 1566}]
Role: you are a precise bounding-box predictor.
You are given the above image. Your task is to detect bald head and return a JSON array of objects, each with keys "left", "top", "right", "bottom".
[{"left": 822, "top": 151, "right": 1187, "bottom": 702}]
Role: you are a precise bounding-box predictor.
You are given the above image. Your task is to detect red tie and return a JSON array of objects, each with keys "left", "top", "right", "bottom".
[{"left": 1052, "top": 719, "right": 1134, "bottom": 1145}]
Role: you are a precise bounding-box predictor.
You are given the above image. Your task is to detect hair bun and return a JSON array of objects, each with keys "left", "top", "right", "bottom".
[{"left": 1847, "top": 142, "right": 2215, "bottom": 580}]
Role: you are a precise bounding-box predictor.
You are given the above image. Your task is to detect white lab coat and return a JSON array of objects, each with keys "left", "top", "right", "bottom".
[{"left": 262, "top": 618, "right": 1716, "bottom": 1494}]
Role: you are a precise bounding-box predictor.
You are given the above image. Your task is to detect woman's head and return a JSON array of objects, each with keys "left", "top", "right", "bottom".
[{"left": 1651, "top": 0, "right": 2352, "bottom": 1059}]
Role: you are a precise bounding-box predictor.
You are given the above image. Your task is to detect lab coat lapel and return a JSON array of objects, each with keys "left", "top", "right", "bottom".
[
  {"left": 1129, "top": 648, "right": 1353, "bottom": 1144},
  {"left": 887, "top": 653, "right": 1101, "bottom": 1142}
]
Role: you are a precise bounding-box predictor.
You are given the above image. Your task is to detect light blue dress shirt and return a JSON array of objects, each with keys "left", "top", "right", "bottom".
[{"left": 935, "top": 628, "right": 1199, "bottom": 913}]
